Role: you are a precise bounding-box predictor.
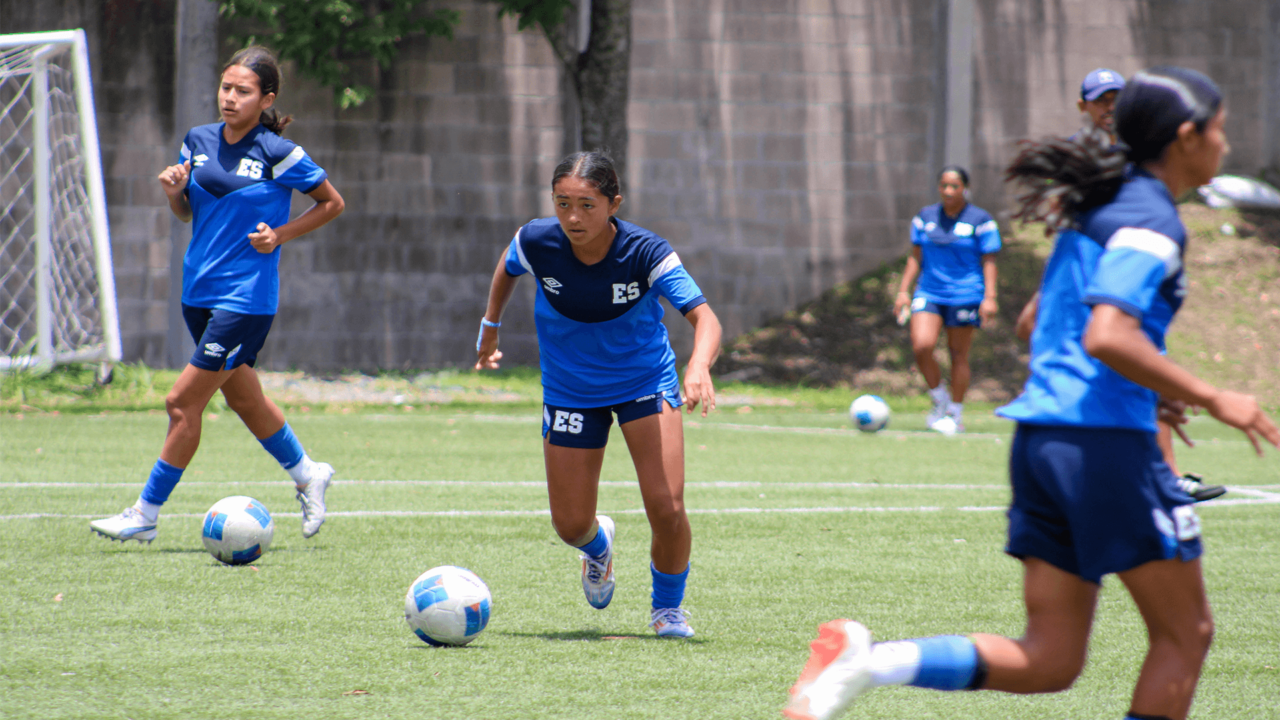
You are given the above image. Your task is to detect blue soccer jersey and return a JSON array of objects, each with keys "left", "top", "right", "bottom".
[
  {"left": 504, "top": 217, "right": 707, "bottom": 407},
  {"left": 910, "top": 203, "right": 1002, "bottom": 305},
  {"left": 178, "top": 123, "right": 327, "bottom": 314},
  {"left": 998, "top": 168, "right": 1186, "bottom": 431}
]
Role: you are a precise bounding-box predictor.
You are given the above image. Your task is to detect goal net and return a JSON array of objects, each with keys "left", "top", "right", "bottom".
[{"left": 0, "top": 29, "right": 120, "bottom": 372}]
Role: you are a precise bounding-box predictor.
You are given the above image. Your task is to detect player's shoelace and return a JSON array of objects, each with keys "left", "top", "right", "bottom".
[
  {"left": 651, "top": 607, "right": 689, "bottom": 626},
  {"left": 584, "top": 557, "right": 608, "bottom": 583}
]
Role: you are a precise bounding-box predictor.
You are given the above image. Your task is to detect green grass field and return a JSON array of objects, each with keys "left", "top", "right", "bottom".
[{"left": 3, "top": 402, "right": 1279, "bottom": 719}]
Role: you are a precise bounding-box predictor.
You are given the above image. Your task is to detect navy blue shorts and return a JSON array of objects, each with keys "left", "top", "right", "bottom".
[
  {"left": 542, "top": 387, "right": 684, "bottom": 449},
  {"left": 912, "top": 296, "right": 981, "bottom": 327},
  {"left": 1006, "top": 423, "right": 1203, "bottom": 584},
  {"left": 182, "top": 304, "right": 274, "bottom": 372}
]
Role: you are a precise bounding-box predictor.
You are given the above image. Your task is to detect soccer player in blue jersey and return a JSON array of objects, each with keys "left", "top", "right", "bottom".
[
  {"left": 475, "top": 151, "right": 721, "bottom": 638},
  {"left": 786, "top": 67, "right": 1279, "bottom": 720},
  {"left": 91, "top": 47, "right": 345, "bottom": 544},
  {"left": 1016, "top": 67, "right": 1226, "bottom": 503},
  {"left": 893, "top": 166, "right": 1002, "bottom": 433}
]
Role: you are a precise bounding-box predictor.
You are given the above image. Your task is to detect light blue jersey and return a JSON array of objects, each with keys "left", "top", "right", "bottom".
[
  {"left": 179, "top": 123, "right": 327, "bottom": 314},
  {"left": 998, "top": 168, "right": 1186, "bottom": 431},
  {"left": 910, "top": 203, "right": 1002, "bottom": 305},
  {"left": 504, "top": 218, "right": 707, "bottom": 407}
]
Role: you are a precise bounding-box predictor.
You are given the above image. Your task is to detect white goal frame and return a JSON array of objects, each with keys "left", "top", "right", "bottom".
[{"left": 0, "top": 29, "right": 120, "bottom": 372}]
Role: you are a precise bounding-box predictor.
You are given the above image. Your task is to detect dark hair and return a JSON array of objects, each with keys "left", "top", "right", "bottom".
[
  {"left": 1005, "top": 66, "right": 1221, "bottom": 232},
  {"left": 223, "top": 46, "right": 292, "bottom": 135},
  {"left": 552, "top": 151, "right": 621, "bottom": 201},
  {"left": 937, "top": 165, "right": 969, "bottom": 187}
]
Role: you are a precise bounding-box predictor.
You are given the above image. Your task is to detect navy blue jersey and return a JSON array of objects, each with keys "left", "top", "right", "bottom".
[
  {"left": 179, "top": 123, "right": 327, "bottom": 314},
  {"left": 999, "top": 167, "right": 1186, "bottom": 431},
  {"left": 910, "top": 203, "right": 1001, "bottom": 305},
  {"left": 504, "top": 217, "right": 707, "bottom": 406}
]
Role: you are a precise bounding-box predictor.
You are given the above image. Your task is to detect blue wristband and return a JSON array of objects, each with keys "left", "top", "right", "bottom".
[{"left": 477, "top": 318, "right": 500, "bottom": 353}]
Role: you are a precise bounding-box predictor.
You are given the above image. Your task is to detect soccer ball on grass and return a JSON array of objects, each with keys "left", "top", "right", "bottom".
[
  {"left": 405, "top": 565, "right": 492, "bottom": 646},
  {"left": 849, "top": 394, "right": 891, "bottom": 432},
  {"left": 201, "top": 496, "right": 274, "bottom": 565}
]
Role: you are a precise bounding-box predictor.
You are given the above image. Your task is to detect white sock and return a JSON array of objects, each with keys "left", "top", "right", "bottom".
[
  {"left": 134, "top": 498, "right": 161, "bottom": 523},
  {"left": 950, "top": 402, "right": 964, "bottom": 420},
  {"left": 868, "top": 641, "right": 921, "bottom": 687},
  {"left": 929, "top": 383, "right": 949, "bottom": 407},
  {"left": 288, "top": 455, "right": 317, "bottom": 486}
]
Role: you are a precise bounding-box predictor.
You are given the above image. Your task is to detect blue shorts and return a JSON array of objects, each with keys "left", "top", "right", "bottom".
[
  {"left": 542, "top": 387, "right": 684, "bottom": 449},
  {"left": 912, "top": 296, "right": 981, "bottom": 327},
  {"left": 1006, "top": 423, "right": 1203, "bottom": 584},
  {"left": 182, "top": 304, "right": 274, "bottom": 372}
]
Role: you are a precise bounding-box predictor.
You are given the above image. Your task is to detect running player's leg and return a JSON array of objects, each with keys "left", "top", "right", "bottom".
[
  {"left": 221, "top": 364, "right": 335, "bottom": 537},
  {"left": 910, "top": 309, "right": 949, "bottom": 425},
  {"left": 1117, "top": 557, "right": 1213, "bottom": 720},
  {"left": 619, "top": 398, "right": 694, "bottom": 637},
  {"left": 543, "top": 414, "right": 613, "bottom": 609},
  {"left": 944, "top": 324, "right": 977, "bottom": 430}
]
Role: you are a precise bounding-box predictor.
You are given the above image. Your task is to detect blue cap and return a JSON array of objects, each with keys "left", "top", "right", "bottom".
[{"left": 1081, "top": 68, "right": 1126, "bottom": 101}]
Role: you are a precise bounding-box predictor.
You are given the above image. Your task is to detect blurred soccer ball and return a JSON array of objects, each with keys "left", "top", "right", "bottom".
[
  {"left": 849, "top": 394, "right": 891, "bottom": 432},
  {"left": 201, "top": 496, "right": 274, "bottom": 565},
  {"left": 405, "top": 565, "right": 492, "bottom": 646}
]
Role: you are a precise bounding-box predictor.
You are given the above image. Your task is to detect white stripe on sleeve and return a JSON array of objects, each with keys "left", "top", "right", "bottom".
[
  {"left": 1105, "top": 227, "right": 1182, "bottom": 279},
  {"left": 272, "top": 145, "right": 307, "bottom": 178},
  {"left": 513, "top": 228, "right": 534, "bottom": 275},
  {"left": 976, "top": 220, "right": 998, "bottom": 235},
  {"left": 180, "top": 143, "right": 190, "bottom": 162},
  {"left": 648, "top": 252, "right": 683, "bottom": 286}
]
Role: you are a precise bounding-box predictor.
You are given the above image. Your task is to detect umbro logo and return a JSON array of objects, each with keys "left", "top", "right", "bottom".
[
  {"left": 542, "top": 277, "right": 562, "bottom": 295},
  {"left": 192, "top": 153, "right": 209, "bottom": 167},
  {"left": 203, "top": 342, "right": 225, "bottom": 357}
]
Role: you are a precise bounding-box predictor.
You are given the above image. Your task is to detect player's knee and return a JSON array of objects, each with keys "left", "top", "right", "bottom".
[
  {"left": 912, "top": 342, "right": 936, "bottom": 361},
  {"left": 1037, "top": 659, "right": 1085, "bottom": 692},
  {"left": 645, "top": 502, "right": 687, "bottom": 538},
  {"left": 550, "top": 515, "right": 595, "bottom": 546}
]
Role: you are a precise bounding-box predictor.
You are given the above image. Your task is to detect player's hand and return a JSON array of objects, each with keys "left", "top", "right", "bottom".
[
  {"left": 893, "top": 292, "right": 911, "bottom": 326},
  {"left": 248, "top": 222, "right": 281, "bottom": 253},
  {"left": 157, "top": 161, "right": 190, "bottom": 198},
  {"left": 979, "top": 297, "right": 998, "bottom": 325},
  {"left": 1204, "top": 390, "right": 1280, "bottom": 456},
  {"left": 683, "top": 362, "right": 716, "bottom": 418},
  {"left": 1158, "top": 395, "right": 1194, "bottom": 447},
  {"left": 475, "top": 326, "right": 502, "bottom": 371}
]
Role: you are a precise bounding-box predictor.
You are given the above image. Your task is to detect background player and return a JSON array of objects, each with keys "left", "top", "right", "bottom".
[
  {"left": 475, "top": 151, "right": 721, "bottom": 638},
  {"left": 786, "top": 66, "right": 1279, "bottom": 720},
  {"left": 894, "top": 166, "right": 1002, "bottom": 434},
  {"left": 1015, "top": 68, "right": 1225, "bottom": 502},
  {"left": 91, "top": 47, "right": 344, "bottom": 544}
]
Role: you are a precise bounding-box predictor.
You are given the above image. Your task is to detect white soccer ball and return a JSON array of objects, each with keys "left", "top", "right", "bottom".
[
  {"left": 849, "top": 394, "right": 891, "bottom": 432},
  {"left": 405, "top": 565, "right": 493, "bottom": 646},
  {"left": 201, "top": 496, "right": 274, "bottom": 565}
]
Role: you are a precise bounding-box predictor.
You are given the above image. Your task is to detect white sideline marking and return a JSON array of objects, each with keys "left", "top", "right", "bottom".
[{"left": 0, "top": 480, "right": 1008, "bottom": 490}]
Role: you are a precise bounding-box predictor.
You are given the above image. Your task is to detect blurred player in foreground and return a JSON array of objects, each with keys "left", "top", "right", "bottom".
[
  {"left": 894, "top": 166, "right": 1002, "bottom": 434},
  {"left": 1015, "top": 68, "right": 1225, "bottom": 502},
  {"left": 787, "top": 66, "right": 1279, "bottom": 720},
  {"left": 91, "top": 47, "right": 343, "bottom": 544},
  {"left": 476, "top": 151, "right": 721, "bottom": 638}
]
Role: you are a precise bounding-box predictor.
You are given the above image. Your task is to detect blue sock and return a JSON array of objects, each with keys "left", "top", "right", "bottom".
[
  {"left": 650, "top": 563, "right": 689, "bottom": 609},
  {"left": 577, "top": 527, "right": 609, "bottom": 560},
  {"left": 140, "top": 459, "right": 184, "bottom": 505},
  {"left": 259, "top": 423, "right": 304, "bottom": 469},
  {"left": 906, "top": 636, "right": 980, "bottom": 691}
]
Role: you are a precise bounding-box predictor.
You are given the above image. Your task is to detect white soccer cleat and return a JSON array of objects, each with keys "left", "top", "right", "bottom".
[
  {"left": 296, "top": 462, "right": 334, "bottom": 538},
  {"left": 784, "top": 620, "right": 874, "bottom": 720},
  {"left": 650, "top": 607, "right": 695, "bottom": 638},
  {"left": 929, "top": 415, "right": 959, "bottom": 435},
  {"left": 89, "top": 507, "right": 158, "bottom": 544},
  {"left": 581, "top": 515, "right": 616, "bottom": 609}
]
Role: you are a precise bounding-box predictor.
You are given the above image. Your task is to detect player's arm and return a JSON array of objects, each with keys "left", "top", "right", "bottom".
[
  {"left": 249, "top": 180, "right": 345, "bottom": 253},
  {"left": 979, "top": 253, "right": 999, "bottom": 324},
  {"left": 476, "top": 256, "right": 521, "bottom": 371},
  {"left": 1015, "top": 291, "right": 1040, "bottom": 342},
  {"left": 1084, "top": 304, "right": 1280, "bottom": 454},
  {"left": 683, "top": 303, "right": 721, "bottom": 417},
  {"left": 894, "top": 246, "right": 923, "bottom": 320},
  {"left": 158, "top": 161, "right": 193, "bottom": 223}
]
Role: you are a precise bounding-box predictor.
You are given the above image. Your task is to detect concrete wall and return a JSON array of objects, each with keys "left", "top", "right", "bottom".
[{"left": 3, "top": 0, "right": 1277, "bottom": 372}]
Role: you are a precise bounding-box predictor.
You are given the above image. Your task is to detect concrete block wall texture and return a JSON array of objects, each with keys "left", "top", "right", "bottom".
[{"left": 4, "top": 0, "right": 1277, "bottom": 372}]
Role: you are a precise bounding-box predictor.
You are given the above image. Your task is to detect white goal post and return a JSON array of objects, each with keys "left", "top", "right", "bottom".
[{"left": 0, "top": 29, "right": 121, "bottom": 373}]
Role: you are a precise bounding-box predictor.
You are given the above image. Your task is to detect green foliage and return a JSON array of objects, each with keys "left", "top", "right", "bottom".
[{"left": 219, "top": 0, "right": 460, "bottom": 108}]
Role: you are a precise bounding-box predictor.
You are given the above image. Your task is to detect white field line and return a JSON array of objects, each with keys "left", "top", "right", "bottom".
[{"left": 0, "top": 480, "right": 1008, "bottom": 490}]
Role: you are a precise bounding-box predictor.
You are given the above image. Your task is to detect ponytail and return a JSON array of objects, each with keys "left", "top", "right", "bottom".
[{"left": 1005, "top": 126, "right": 1127, "bottom": 232}]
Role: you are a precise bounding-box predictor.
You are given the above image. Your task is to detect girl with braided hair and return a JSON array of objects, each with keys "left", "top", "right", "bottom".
[{"left": 785, "top": 66, "right": 1279, "bottom": 720}]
